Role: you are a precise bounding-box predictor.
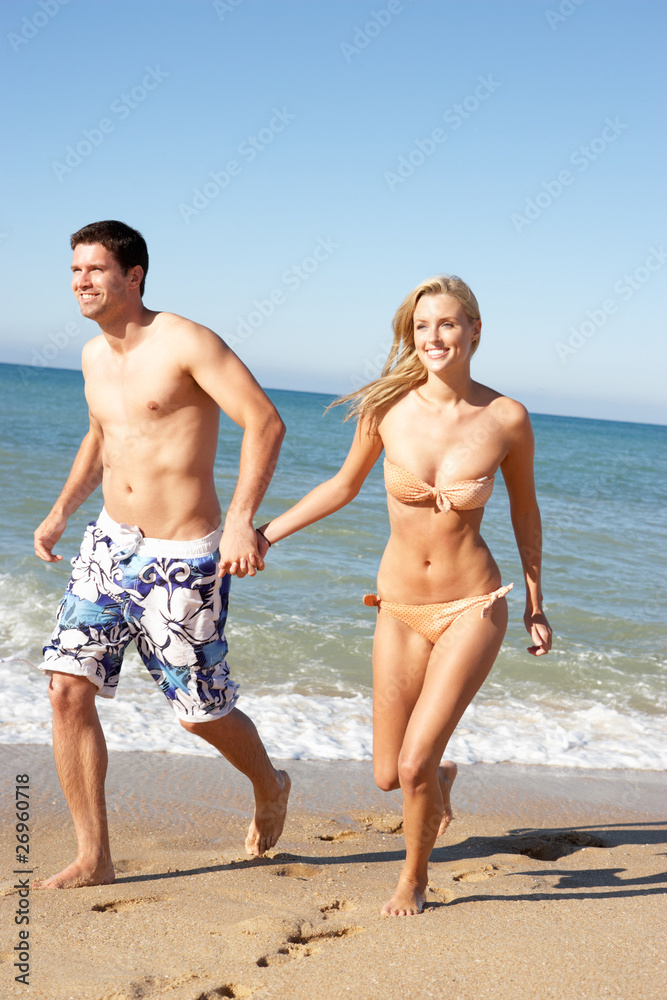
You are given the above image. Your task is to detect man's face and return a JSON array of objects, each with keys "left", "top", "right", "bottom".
[{"left": 71, "top": 243, "right": 136, "bottom": 322}]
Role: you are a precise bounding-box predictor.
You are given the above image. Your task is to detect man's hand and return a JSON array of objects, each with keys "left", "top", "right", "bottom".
[
  {"left": 524, "top": 610, "right": 552, "bottom": 656},
  {"left": 218, "top": 517, "right": 265, "bottom": 578},
  {"left": 34, "top": 511, "right": 68, "bottom": 563}
]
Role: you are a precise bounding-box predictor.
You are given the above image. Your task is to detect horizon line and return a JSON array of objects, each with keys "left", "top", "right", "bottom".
[{"left": 0, "top": 360, "right": 664, "bottom": 430}]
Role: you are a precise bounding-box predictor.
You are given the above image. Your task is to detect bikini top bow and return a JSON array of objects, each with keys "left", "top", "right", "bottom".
[{"left": 383, "top": 459, "right": 495, "bottom": 513}]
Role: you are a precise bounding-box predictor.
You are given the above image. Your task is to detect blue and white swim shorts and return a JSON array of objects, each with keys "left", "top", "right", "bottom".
[{"left": 40, "top": 509, "right": 239, "bottom": 721}]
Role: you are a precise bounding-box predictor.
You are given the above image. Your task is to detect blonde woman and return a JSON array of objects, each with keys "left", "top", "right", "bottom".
[{"left": 254, "top": 276, "right": 552, "bottom": 916}]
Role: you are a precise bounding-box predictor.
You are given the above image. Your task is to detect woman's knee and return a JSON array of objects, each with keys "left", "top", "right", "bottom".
[
  {"left": 397, "top": 753, "right": 433, "bottom": 793},
  {"left": 373, "top": 761, "right": 400, "bottom": 792}
]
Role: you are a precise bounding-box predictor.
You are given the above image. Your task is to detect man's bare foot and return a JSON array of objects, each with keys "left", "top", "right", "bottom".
[
  {"left": 32, "top": 857, "right": 115, "bottom": 890},
  {"left": 380, "top": 874, "right": 427, "bottom": 917},
  {"left": 245, "top": 769, "right": 291, "bottom": 856},
  {"left": 437, "top": 760, "right": 457, "bottom": 837}
]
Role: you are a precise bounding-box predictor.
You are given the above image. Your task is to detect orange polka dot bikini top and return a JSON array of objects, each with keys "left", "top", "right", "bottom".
[{"left": 383, "top": 458, "right": 494, "bottom": 514}]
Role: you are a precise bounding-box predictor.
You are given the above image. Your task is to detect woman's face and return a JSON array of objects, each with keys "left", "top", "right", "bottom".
[{"left": 412, "top": 293, "right": 481, "bottom": 373}]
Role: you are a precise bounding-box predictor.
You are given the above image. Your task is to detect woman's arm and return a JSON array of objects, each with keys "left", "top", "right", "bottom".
[
  {"left": 258, "top": 417, "right": 384, "bottom": 548},
  {"left": 500, "top": 403, "right": 552, "bottom": 656}
]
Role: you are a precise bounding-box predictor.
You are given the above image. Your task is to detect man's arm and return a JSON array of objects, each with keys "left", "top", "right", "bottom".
[
  {"left": 183, "top": 323, "right": 285, "bottom": 578},
  {"left": 34, "top": 418, "right": 104, "bottom": 562}
]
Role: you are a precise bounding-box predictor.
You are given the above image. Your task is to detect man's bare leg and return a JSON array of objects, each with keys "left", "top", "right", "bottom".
[
  {"left": 180, "top": 707, "right": 290, "bottom": 856},
  {"left": 437, "top": 760, "right": 457, "bottom": 837},
  {"left": 34, "top": 673, "right": 115, "bottom": 890}
]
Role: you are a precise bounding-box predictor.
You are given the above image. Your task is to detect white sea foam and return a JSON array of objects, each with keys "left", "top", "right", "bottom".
[{"left": 1, "top": 656, "right": 666, "bottom": 770}]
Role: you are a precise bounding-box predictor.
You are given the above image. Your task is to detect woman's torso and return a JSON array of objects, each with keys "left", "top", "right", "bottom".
[{"left": 375, "top": 385, "right": 511, "bottom": 603}]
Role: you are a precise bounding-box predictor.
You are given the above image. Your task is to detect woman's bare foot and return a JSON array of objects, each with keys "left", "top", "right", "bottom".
[
  {"left": 380, "top": 873, "right": 427, "bottom": 916},
  {"left": 32, "top": 856, "right": 115, "bottom": 890},
  {"left": 437, "top": 760, "right": 457, "bottom": 837},
  {"left": 245, "top": 769, "right": 291, "bottom": 856}
]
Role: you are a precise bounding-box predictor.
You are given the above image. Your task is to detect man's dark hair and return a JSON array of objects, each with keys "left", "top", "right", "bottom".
[{"left": 70, "top": 220, "right": 149, "bottom": 297}]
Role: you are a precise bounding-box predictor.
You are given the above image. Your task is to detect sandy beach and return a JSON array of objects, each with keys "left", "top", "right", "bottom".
[{"left": 1, "top": 743, "right": 665, "bottom": 1000}]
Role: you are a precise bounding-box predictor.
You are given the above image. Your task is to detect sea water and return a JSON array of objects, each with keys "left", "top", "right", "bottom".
[{"left": 0, "top": 362, "right": 665, "bottom": 768}]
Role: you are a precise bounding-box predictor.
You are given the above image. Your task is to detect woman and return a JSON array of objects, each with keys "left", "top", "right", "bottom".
[{"left": 255, "top": 275, "right": 552, "bottom": 916}]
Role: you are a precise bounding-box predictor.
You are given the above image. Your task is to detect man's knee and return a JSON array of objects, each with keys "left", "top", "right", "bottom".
[
  {"left": 179, "top": 708, "right": 237, "bottom": 737},
  {"left": 179, "top": 717, "right": 199, "bottom": 735},
  {"left": 178, "top": 716, "right": 221, "bottom": 736},
  {"left": 48, "top": 672, "right": 98, "bottom": 714}
]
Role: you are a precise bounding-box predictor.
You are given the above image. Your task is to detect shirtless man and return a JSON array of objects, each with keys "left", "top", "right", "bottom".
[{"left": 33, "top": 220, "right": 290, "bottom": 889}]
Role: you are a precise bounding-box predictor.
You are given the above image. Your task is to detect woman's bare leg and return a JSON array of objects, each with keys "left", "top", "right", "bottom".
[
  {"left": 382, "top": 598, "right": 508, "bottom": 916},
  {"left": 437, "top": 760, "right": 458, "bottom": 836},
  {"left": 371, "top": 612, "right": 432, "bottom": 792}
]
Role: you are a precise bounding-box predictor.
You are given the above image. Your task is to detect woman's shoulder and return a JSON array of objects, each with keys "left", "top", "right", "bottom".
[
  {"left": 475, "top": 383, "right": 531, "bottom": 427},
  {"left": 372, "top": 385, "right": 416, "bottom": 425}
]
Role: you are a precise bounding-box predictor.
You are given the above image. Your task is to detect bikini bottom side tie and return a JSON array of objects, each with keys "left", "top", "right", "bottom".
[{"left": 363, "top": 583, "right": 513, "bottom": 646}]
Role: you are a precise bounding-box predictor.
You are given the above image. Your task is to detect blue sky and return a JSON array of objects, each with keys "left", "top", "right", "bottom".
[{"left": 1, "top": 0, "right": 665, "bottom": 423}]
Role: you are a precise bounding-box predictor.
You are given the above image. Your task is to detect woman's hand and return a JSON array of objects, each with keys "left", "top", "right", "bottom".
[
  {"left": 524, "top": 609, "right": 552, "bottom": 656},
  {"left": 255, "top": 527, "right": 272, "bottom": 560}
]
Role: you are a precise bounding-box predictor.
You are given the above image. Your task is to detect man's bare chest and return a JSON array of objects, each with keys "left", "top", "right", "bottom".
[{"left": 85, "top": 360, "right": 207, "bottom": 431}]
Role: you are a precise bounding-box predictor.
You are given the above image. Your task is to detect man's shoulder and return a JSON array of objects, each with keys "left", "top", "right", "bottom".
[
  {"left": 153, "top": 310, "right": 192, "bottom": 329},
  {"left": 153, "top": 311, "right": 223, "bottom": 348},
  {"left": 81, "top": 334, "right": 107, "bottom": 370},
  {"left": 152, "top": 313, "right": 232, "bottom": 374}
]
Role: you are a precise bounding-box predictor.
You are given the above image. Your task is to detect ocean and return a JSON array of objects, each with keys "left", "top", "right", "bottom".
[{"left": 0, "top": 361, "right": 665, "bottom": 769}]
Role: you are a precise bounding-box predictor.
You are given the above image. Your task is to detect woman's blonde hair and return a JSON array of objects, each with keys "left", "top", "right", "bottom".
[{"left": 332, "top": 274, "right": 481, "bottom": 423}]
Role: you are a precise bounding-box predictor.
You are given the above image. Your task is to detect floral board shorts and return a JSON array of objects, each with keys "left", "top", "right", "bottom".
[{"left": 40, "top": 509, "right": 239, "bottom": 721}]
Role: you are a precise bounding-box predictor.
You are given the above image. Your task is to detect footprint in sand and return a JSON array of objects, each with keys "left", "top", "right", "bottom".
[
  {"left": 272, "top": 863, "right": 321, "bottom": 879},
  {"left": 320, "top": 898, "right": 357, "bottom": 915},
  {"left": 358, "top": 813, "right": 404, "bottom": 834},
  {"left": 112, "top": 859, "right": 152, "bottom": 874},
  {"left": 91, "top": 896, "right": 166, "bottom": 914},
  {"left": 451, "top": 864, "right": 502, "bottom": 882},
  {"left": 316, "top": 829, "right": 361, "bottom": 843},
  {"left": 256, "top": 924, "right": 364, "bottom": 968}
]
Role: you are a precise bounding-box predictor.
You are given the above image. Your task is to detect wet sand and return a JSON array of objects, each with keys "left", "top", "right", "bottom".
[{"left": 0, "top": 744, "right": 665, "bottom": 1000}]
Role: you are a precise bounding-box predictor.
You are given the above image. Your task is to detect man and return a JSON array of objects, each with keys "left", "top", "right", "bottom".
[{"left": 33, "top": 220, "right": 290, "bottom": 889}]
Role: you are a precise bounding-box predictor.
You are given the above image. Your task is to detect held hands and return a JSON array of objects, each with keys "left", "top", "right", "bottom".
[
  {"left": 524, "top": 609, "right": 552, "bottom": 656},
  {"left": 34, "top": 512, "right": 68, "bottom": 563},
  {"left": 218, "top": 517, "right": 266, "bottom": 578}
]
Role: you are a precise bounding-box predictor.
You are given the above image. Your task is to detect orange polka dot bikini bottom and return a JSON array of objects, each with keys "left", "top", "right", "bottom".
[{"left": 363, "top": 583, "right": 513, "bottom": 646}]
